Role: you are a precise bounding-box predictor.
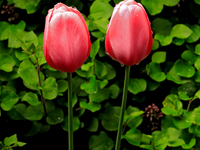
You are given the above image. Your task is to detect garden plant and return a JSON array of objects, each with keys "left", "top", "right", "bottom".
[{"left": 0, "top": 0, "right": 200, "bottom": 150}]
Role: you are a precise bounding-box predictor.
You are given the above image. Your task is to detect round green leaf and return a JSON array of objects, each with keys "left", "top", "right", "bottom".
[
  {"left": 80, "top": 75, "right": 98, "bottom": 94},
  {"left": 173, "top": 117, "right": 191, "bottom": 129},
  {"left": 46, "top": 108, "right": 64, "bottom": 125},
  {"left": 94, "top": 60, "right": 107, "bottom": 79},
  {"left": 42, "top": 77, "right": 58, "bottom": 100},
  {"left": 80, "top": 101, "right": 101, "bottom": 112},
  {"left": 86, "top": 117, "right": 99, "bottom": 132},
  {"left": 22, "top": 92, "right": 41, "bottom": 106},
  {"left": 161, "top": 0, "right": 180, "bottom": 6},
  {"left": 89, "top": 131, "right": 114, "bottom": 150},
  {"left": 122, "top": 128, "right": 142, "bottom": 146},
  {"left": 152, "top": 51, "right": 166, "bottom": 63},
  {"left": 4, "top": 134, "right": 17, "bottom": 146},
  {"left": 25, "top": 104, "right": 44, "bottom": 120},
  {"left": 102, "top": 62, "right": 116, "bottom": 80},
  {"left": 186, "top": 24, "right": 200, "bottom": 43},
  {"left": 89, "top": 0, "right": 113, "bottom": 20},
  {"left": 0, "top": 21, "right": 11, "bottom": 40},
  {"left": 195, "top": 44, "right": 200, "bottom": 55},
  {"left": 108, "top": 84, "right": 120, "bottom": 99},
  {"left": 152, "top": 18, "right": 172, "bottom": 36},
  {"left": 141, "top": 0, "right": 163, "bottom": 15},
  {"left": 128, "top": 78, "right": 147, "bottom": 94},
  {"left": 57, "top": 79, "right": 68, "bottom": 93},
  {"left": 152, "top": 39, "right": 159, "bottom": 50},
  {"left": 154, "top": 34, "right": 173, "bottom": 46},
  {"left": 62, "top": 116, "right": 80, "bottom": 132},
  {"left": 171, "top": 24, "right": 193, "bottom": 39},
  {"left": 7, "top": 103, "right": 26, "bottom": 120},
  {"left": 174, "top": 59, "right": 195, "bottom": 78},
  {"left": 90, "top": 39, "right": 100, "bottom": 59},
  {"left": 146, "top": 62, "right": 166, "bottom": 82},
  {"left": 181, "top": 50, "right": 198, "bottom": 65},
  {"left": 89, "top": 88, "right": 110, "bottom": 102},
  {"left": 101, "top": 106, "right": 121, "bottom": 131},
  {"left": 0, "top": 89, "right": 19, "bottom": 111},
  {"left": 0, "top": 54, "right": 15, "bottom": 72}
]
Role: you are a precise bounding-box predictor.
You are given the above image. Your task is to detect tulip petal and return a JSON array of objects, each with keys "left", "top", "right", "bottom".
[
  {"left": 46, "top": 12, "right": 90, "bottom": 72},
  {"left": 106, "top": 1, "right": 152, "bottom": 66}
]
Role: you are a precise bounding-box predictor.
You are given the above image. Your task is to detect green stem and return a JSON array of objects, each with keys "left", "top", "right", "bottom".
[
  {"left": 67, "top": 73, "right": 73, "bottom": 150},
  {"left": 115, "top": 65, "right": 131, "bottom": 150}
]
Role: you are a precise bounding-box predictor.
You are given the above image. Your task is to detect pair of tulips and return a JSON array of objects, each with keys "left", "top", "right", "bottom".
[
  {"left": 43, "top": 0, "right": 153, "bottom": 149},
  {"left": 43, "top": 0, "right": 153, "bottom": 73}
]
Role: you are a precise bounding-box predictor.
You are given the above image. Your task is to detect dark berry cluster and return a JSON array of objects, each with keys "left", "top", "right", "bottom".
[
  {"left": 0, "top": 3, "right": 19, "bottom": 22},
  {"left": 143, "top": 103, "right": 164, "bottom": 131}
]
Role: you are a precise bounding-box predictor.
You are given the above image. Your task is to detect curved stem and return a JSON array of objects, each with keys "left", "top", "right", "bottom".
[
  {"left": 115, "top": 65, "right": 131, "bottom": 150},
  {"left": 33, "top": 54, "right": 47, "bottom": 116},
  {"left": 67, "top": 73, "right": 73, "bottom": 150}
]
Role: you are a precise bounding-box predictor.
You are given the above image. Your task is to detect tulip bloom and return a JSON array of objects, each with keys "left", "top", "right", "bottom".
[
  {"left": 43, "top": 3, "right": 91, "bottom": 73},
  {"left": 105, "top": 0, "right": 153, "bottom": 66}
]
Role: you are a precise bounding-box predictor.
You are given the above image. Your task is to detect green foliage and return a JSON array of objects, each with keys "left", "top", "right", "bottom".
[{"left": 0, "top": 0, "right": 200, "bottom": 149}]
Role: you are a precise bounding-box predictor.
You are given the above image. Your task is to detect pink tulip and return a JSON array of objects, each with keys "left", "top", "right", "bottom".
[
  {"left": 105, "top": 0, "right": 153, "bottom": 66},
  {"left": 43, "top": 3, "right": 91, "bottom": 73}
]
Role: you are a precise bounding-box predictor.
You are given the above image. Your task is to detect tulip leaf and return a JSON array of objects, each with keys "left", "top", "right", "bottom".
[
  {"left": 122, "top": 128, "right": 142, "bottom": 146},
  {"left": 146, "top": 62, "right": 166, "bottom": 82},
  {"left": 141, "top": 0, "right": 163, "bottom": 15},
  {"left": 89, "top": 0, "right": 113, "bottom": 20},
  {"left": 101, "top": 106, "right": 121, "bottom": 131},
  {"left": 0, "top": 54, "right": 15, "bottom": 72},
  {"left": 152, "top": 51, "right": 166, "bottom": 63},
  {"left": 22, "top": 92, "right": 41, "bottom": 106},
  {"left": 80, "top": 101, "right": 101, "bottom": 112},
  {"left": 46, "top": 108, "right": 64, "bottom": 125},
  {"left": 171, "top": 24, "right": 193, "bottom": 39},
  {"left": 89, "top": 131, "right": 114, "bottom": 150},
  {"left": 174, "top": 59, "right": 195, "bottom": 78},
  {"left": 128, "top": 78, "right": 147, "bottom": 95},
  {"left": 0, "top": 89, "right": 19, "bottom": 111},
  {"left": 62, "top": 116, "right": 80, "bottom": 132}
]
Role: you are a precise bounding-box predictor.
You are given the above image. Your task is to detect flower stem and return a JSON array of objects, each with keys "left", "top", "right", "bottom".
[
  {"left": 115, "top": 65, "right": 131, "bottom": 150},
  {"left": 67, "top": 73, "right": 73, "bottom": 150}
]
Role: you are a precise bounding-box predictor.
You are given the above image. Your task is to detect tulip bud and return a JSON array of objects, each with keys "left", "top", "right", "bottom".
[
  {"left": 43, "top": 3, "right": 91, "bottom": 73},
  {"left": 105, "top": 0, "right": 153, "bottom": 66}
]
